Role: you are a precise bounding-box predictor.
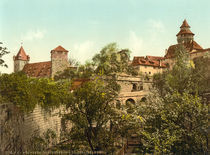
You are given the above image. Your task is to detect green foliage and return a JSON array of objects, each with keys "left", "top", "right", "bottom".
[
  {"left": 136, "top": 91, "right": 208, "bottom": 154},
  {"left": 0, "top": 42, "right": 10, "bottom": 68},
  {"left": 153, "top": 45, "right": 210, "bottom": 95},
  {"left": 55, "top": 43, "right": 137, "bottom": 81},
  {"left": 63, "top": 78, "right": 121, "bottom": 152},
  {"left": 0, "top": 72, "right": 70, "bottom": 112},
  {"left": 57, "top": 43, "right": 139, "bottom": 152},
  {"left": 132, "top": 45, "right": 209, "bottom": 153},
  {"left": 92, "top": 43, "right": 137, "bottom": 76}
]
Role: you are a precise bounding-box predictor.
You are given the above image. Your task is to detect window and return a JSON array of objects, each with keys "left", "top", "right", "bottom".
[
  {"left": 149, "top": 72, "right": 151, "bottom": 74},
  {"left": 132, "top": 84, "right": 137, "bottom": 91}
]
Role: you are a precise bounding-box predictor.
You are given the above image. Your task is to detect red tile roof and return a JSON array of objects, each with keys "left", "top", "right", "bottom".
[
  {"left": 23, "top": 61, "right": 51, "bottom": 78},
  {"left": 176, "top": 29, "right": 194, "bottom": 36},
  {"left": 132, "top": 56, "right": 167, "bottom": 68},
  {"left": 165, "top": 41, "right": 204, "bottom": 58},
  {"left": 180, "top": 19, "right": 190, "bottom": 28},
  {"left": 146, "top": 56, "right": 165, "bottom": 60},
  {"left": 51, "top": 45, "right": 68, "bottom": 52},
  {"left": 14, "top": 46, "right": 30, "bottom": 61}
]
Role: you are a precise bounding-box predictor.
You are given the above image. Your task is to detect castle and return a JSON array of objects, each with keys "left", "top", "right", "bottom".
[
  {"left": 13, "top": 20, "right": 209, "bottom": 104},
  {"left": 13, "top": 45, "right": 69, "bottom": 78}
]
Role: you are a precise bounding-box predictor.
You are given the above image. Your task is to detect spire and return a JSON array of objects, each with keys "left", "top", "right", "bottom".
[
  {"left": 180, "top": 19, "right": 190, "bottom": 28},
  {"left": 176, "top": 19, "right": 194, "bottom": 43},
  {"left": 14, "top": 46, "right": 30, "bottom": 61}
]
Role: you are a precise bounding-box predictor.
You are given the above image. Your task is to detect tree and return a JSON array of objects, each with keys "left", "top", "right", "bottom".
[
  {"left": 55, "top": 42, "right": 137, "bottom": 81},
  {"left": 62, "top": 78, "right": 121, "bottom": 152},
  {"left": 0, "top": 42, "right": 10, "bottom": 68},
  {"left": 131, "top": 45, "right": 209, "bottom": 153},
  {"left": 134, "top": 91, "right": 208, "bottom": 154},
  {"left": 58, "top": 43, "right": 137, "bottom": 152},
  {"left": 153, "top": 45, "right": 210, "bottom": 95}
]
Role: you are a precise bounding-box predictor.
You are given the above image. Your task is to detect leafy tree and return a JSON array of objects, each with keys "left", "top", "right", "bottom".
[
  {"left": 62, "top": 78, "right": 121, "bottom": 152},
  {"left": 0, "top": 42, "right": 10, "bottom": 68},
  {"left": 153, "top": 45, "right": 210, "bottom": 95},
  {"left": 59, "top": 43, "right": 137, "bottom": 152},
  {"left": 55, "top": 43, "right": 137, "bottom": 81},
  {"left": 134, "top": 91, "right": 208, "bottom": 154},
  {"left": 131, "top": 45, "right": 209, "bottom": 153}
]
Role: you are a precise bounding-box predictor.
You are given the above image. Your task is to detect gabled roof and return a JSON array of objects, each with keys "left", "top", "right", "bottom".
[
  {"left": 14, "top": 46, "right": 30, "bottom": 61},
  {"left": 132, "top": 56, "right": 167, "bottom": 68},
  {"left": 23, "top": 61, "right": 51, "bottom": 78},
  {"left": 180, "top": 19, "right": 190, "bottom": 28},
  {"left": 51, "top": 45, "right": 68, "bottom": 52}
]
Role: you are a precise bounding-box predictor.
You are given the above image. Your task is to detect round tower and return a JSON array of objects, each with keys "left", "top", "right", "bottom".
[
  {"left": 51, "top": 45, "right": 69, "bottom": 77},
  {"left": 176, "top": 19, "right": 194, "bottom": 44},
  {"left": 13, "top": 46, "right": 30, "bottom": 72}
]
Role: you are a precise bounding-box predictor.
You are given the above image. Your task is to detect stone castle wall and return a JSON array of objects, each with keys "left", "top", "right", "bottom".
[{"left": 0, "top": 103, "right": 66, "bottom": 152}]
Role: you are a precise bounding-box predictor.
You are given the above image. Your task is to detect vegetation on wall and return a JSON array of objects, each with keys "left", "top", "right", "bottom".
[{"left": 0, "top": 72, "right": 70, "bottom": 112}]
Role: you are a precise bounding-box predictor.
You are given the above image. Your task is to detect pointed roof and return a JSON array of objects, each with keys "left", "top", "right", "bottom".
[
  {"left": 14, "top": 46, "right": 30, "bottom": 61},
  {"left": 51, "top": 45, "right": 68, "bottom": 52},
  {"left": 180, "top": 19, "right": 190, "bottom": 28},
  {"left": 177, "top": 20, "right": 194, "bottom": 36},
  {"left": 176, "top": 28, "right": 194, "bottom": 36}
]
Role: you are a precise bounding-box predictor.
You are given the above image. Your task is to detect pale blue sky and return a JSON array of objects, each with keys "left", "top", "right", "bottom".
[{"left": 1, "top": 0, "right": 210, "bottom": 73}]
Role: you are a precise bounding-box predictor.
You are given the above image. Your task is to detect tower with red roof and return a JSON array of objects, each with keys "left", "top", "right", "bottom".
[
  {"left": 13, "top": 46, "right": 30, "bottom": 72},
  {"left": 176, "top": 19, "right": 195, "bottom": 44},
  {"left": 51, "top": 45, "right": 69, "bottom": 77}
]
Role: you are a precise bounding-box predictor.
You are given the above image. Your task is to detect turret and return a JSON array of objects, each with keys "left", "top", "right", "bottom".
[
  {"left": 13, "top": 46, "right": 30, "bottom": 72},
  {"left": 51, "top": 45, "right": 69, "bottom": 77},
  {"left": 176, "top": 19, "right": 194, "bottom": 44}
]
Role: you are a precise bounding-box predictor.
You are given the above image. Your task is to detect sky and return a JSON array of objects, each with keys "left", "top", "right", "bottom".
[{"left": 1, "top": 0, "right": 210, "bottom": 73}]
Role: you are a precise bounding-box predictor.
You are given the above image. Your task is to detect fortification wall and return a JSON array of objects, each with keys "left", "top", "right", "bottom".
[{"left": 0, "top": 103, "right": 66, "bottom": 152}]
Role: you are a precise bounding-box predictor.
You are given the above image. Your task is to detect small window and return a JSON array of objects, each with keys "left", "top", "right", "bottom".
[
  {"left": 140, "top": 85, "right": 143, "bottom": 90},
  {"left": 149, "top": 72, "right": 151, "bottom": 74},
  {"left": 132, "top": 84, "right": 137, "bottom": 91}
]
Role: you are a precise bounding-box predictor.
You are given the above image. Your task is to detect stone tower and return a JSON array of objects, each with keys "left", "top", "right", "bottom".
[
  {"left": 51, "top": 45, "right": 69, "bottom": 77},
  {"left": 13, "top": 46, "right": 30, "bottom": 72},
  {"left": 176, "top": 19, "right": 194, "bottom": 44}
]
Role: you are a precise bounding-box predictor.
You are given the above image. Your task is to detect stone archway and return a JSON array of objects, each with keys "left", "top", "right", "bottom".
[
  {"left": 140, "top": 97, "right": 147, "bottom": 102},
  {"left": 126, "top": 98, "right": 135, "bottom": 105}
]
